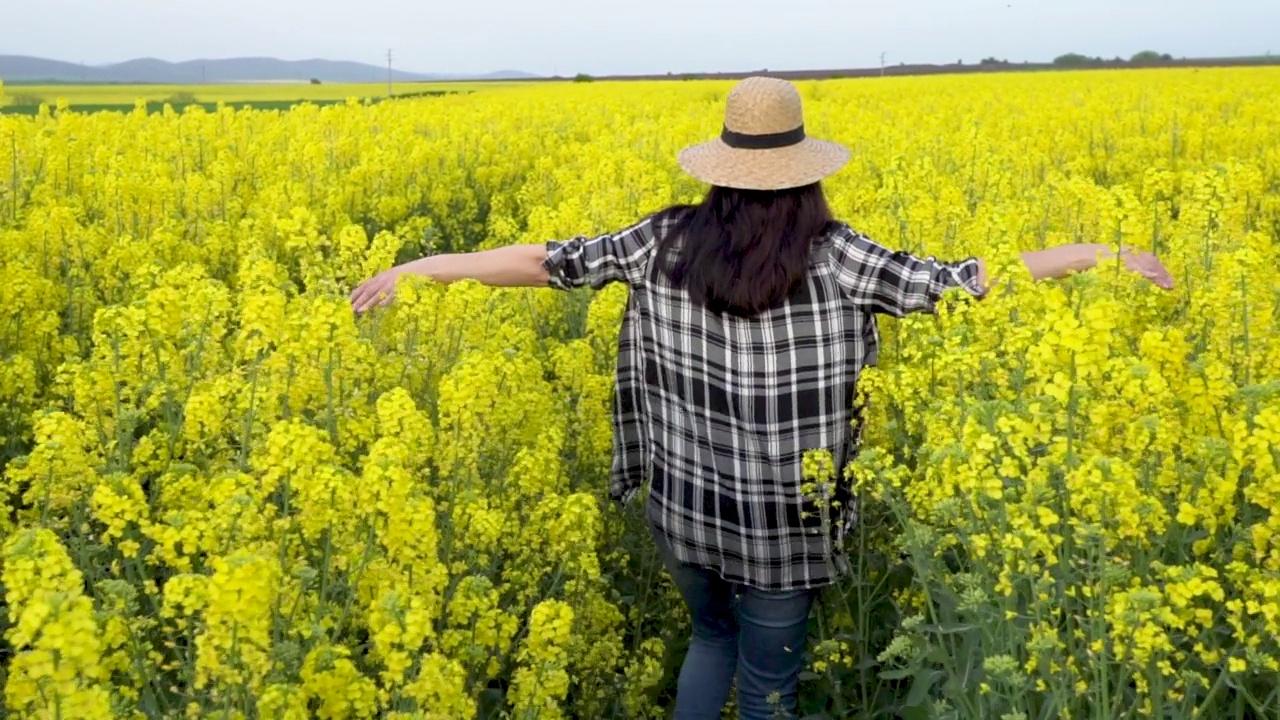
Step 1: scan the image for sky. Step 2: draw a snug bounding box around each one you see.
[7,0,1279,77]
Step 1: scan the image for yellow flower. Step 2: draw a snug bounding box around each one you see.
[300,644,380,719]
[195,551,281,695]
[3,529,114,719]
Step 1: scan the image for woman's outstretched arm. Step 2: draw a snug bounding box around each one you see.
[350,244,550,314]
[352,219,659,314]
[994,243,1174,291]
[831,229,1175,319]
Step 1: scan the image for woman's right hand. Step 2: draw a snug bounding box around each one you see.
[1103,246,1175,290]
[350,259,425,314]
[1014,243,1174,290]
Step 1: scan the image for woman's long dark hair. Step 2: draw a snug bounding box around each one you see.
[653,183,836,318]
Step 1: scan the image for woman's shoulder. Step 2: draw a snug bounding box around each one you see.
[819,221,892,253]
[821,219,863,239]
[646,204,696,229]
[811,220,861,251]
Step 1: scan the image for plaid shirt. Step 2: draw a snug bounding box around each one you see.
[542,214,986,590]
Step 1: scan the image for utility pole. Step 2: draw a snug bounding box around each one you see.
[880,51,887,77]
[386,49,394,97]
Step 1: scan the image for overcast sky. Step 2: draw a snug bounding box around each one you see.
[8,0,1278,76]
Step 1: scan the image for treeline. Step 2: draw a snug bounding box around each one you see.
[1059,50,1174,65]
[972,50,1177,67]
[547,53,1279,84]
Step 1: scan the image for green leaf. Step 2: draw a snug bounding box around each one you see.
[920,622,977,635]
[925,645,952,664]
[906,668,944,707]
[898,704,931,720]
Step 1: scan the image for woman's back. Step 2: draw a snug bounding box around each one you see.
[639,219,875,590]
[544,212,985,590]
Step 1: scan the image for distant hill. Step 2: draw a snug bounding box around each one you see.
[0,55,538,83]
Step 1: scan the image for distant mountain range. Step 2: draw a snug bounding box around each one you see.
[0,56,538,83]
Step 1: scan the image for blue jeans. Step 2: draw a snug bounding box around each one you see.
[650,523,819,719]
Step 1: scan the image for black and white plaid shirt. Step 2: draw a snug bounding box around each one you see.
[542,213,985,590]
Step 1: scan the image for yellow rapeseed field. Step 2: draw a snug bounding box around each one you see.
[0,68,1277,719]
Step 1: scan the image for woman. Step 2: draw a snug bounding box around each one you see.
[351,77,1173,719]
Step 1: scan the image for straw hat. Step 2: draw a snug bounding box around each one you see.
[678,76,850,191]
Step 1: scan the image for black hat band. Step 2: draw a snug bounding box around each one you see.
[720,124,806,149]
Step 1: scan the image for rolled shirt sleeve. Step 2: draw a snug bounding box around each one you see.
[542,216,659,291]
[827,225,987,316]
